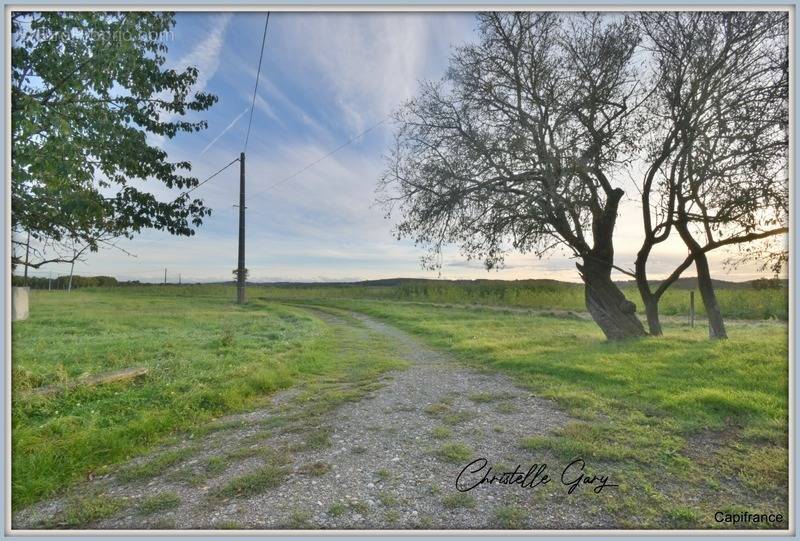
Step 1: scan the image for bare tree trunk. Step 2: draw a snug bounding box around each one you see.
[675,218,728,340]
[693,251,727,339]
[635,246,663,336]
[577,257,646,340]
[642,295,663,336]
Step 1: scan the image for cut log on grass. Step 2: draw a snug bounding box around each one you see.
[29,367,149,397]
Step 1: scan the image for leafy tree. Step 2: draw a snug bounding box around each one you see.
[634,12,788,338]
[381,12,646,340]
[11,11,217,270]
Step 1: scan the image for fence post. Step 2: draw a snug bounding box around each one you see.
[689,290,695,327]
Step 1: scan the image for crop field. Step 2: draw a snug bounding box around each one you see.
[11,283,789,528]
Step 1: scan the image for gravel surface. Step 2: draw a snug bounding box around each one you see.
[14,309,619,530]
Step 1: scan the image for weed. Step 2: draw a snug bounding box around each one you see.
[349,500,370,514]
[666,505,700,528]
[118,447,197,482]
[493,505,528,529]
[205,456,228,476]
[441,492,475,509]
[468,392,502,403]
[283,510,313,528]
[436,442,473,463]
[442,411,471,425]
[328,502,348,517]
[138,492,181,515]
[298,461,331,476]
[495,402,516,414]
[377,491,398,506]
[293,429,332,451]
[44,494,125,528]
[212,464,289,499]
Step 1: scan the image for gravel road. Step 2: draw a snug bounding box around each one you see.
[14,308,618,530]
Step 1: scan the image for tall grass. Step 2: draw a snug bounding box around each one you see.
[253,280,787,320]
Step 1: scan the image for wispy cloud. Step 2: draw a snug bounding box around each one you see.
[173,13,232,96]
[200,106,248,155]
[276,13,472,133]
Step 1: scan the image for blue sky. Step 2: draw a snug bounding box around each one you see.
[26,12,781,284]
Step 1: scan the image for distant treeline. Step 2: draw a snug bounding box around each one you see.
[9,275,180,289]
[12,275,787,292]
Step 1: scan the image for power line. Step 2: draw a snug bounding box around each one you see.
[176,157,240,200]
[244,12,270,154]
[250,115,390,197]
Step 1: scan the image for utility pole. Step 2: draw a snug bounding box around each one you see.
[164,268,167,285]
[179,273,181,286]
[237,152,246,304]
[48,271,52,291]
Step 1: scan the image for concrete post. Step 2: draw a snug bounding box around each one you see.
[12,287,30,321]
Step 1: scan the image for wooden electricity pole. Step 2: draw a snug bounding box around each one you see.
[236,152,246,304]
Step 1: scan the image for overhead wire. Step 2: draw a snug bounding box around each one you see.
[249,115,390,197]
[243,12,271,154]
[175,157,240,201]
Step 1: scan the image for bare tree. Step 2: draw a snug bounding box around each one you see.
[381,13,647,340]
[634,12,788,338]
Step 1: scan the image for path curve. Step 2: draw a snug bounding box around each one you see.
[15,307,615,530]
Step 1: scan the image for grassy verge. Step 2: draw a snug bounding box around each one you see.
[300,298,788,528]
[11,289,403,509]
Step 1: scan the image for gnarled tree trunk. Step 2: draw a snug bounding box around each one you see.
[577,257,646,340]
[577,187,647,340]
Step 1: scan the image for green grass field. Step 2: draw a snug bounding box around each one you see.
[11,283,789,528]
[254,279,788,320]
[11,287,404,508]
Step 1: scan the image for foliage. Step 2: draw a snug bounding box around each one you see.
[382,12,640,270]
[12,274,119,289]
[381,12,653,338]
[11,12,217,269]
